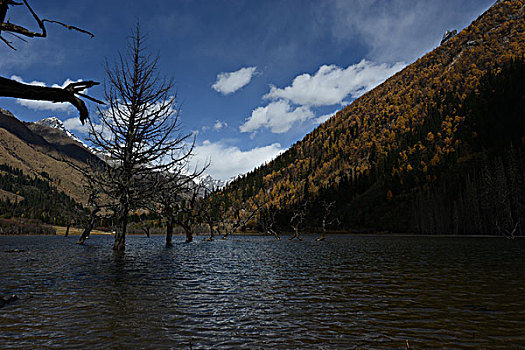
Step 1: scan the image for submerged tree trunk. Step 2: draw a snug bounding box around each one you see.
[166,216,174,247]
[289,227,302,241]
[113,204,128,251]
[316,220,327,241]
[185,229,193,243]
[205,225,215,241]
[77,208,99,245]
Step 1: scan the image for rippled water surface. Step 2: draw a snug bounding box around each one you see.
[1,234,525,349]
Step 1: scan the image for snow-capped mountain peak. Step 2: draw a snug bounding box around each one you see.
[35,117,86,146]
[194,173,228,191]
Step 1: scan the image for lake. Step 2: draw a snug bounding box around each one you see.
[1,234,524,349]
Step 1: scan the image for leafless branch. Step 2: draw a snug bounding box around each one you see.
[0,77,101,123]
[0,1,100,122]
[87,24,199,250]
[0,0,94,50]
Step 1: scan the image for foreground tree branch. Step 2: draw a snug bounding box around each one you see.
[0,0,100,122]
[0,77,101,123]
[0,0,94,49]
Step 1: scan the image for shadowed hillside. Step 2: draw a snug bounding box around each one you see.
[26,120,97,164]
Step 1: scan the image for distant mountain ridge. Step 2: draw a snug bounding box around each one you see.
[26,117,97,164]
[0,109,91,204]
[34,117,86,146]
[195,173,228,191]
[0,109,228,204]
[0,108,51,149]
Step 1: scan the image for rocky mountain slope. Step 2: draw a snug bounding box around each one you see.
[34,117,85,145]
[0,109,89,205]
[26,117,96,164]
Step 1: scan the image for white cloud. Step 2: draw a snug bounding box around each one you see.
[192,140,283,180]
[63,116,113,144]
[263,60,405,107]
[10,75,86,112]
[212,66,257,95]
[213,120,228,131]
[328,0,493,63]
[63,116,90,134]
[240,99,314,134]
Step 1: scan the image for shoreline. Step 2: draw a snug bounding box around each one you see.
[1,231,512,239]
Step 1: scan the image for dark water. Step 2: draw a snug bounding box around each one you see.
[1,235,524,349]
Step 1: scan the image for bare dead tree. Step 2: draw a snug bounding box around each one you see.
[157,166,206,246]
[200,188,223,242]
[76,195,102,245]
[172,182,203,244]
[289,202,308,241]
[137,213,153,238]
[202,208,218,241]
[316,201,339,241]
[221,199,263,240]
[87,25,194,251]
[0,0,101,123]
[211,197,230,238]
[158,186,177,246]
[77,206,100,244]
[75,162,110,245]
[260,207,280,240]
[496,220,519,240]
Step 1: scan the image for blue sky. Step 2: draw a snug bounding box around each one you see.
[0,0,494,180]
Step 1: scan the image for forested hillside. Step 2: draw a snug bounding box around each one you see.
[0,164,86,226]
[218,0,525,235]
[0,109,93,229]
[0,109,88,204]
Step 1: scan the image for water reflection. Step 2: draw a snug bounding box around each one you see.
[1,235,525,348]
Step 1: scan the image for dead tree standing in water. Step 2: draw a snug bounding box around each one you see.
[201,190,223,242]
[76,169,106,245]
[289,202,308,241]
[221,199,262,240]
[77,206,100,244]
[173,183,203,243]
[88,25,194,250]
[260,207,280,240]
[158,169,204,246]
[316,201,339,241]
